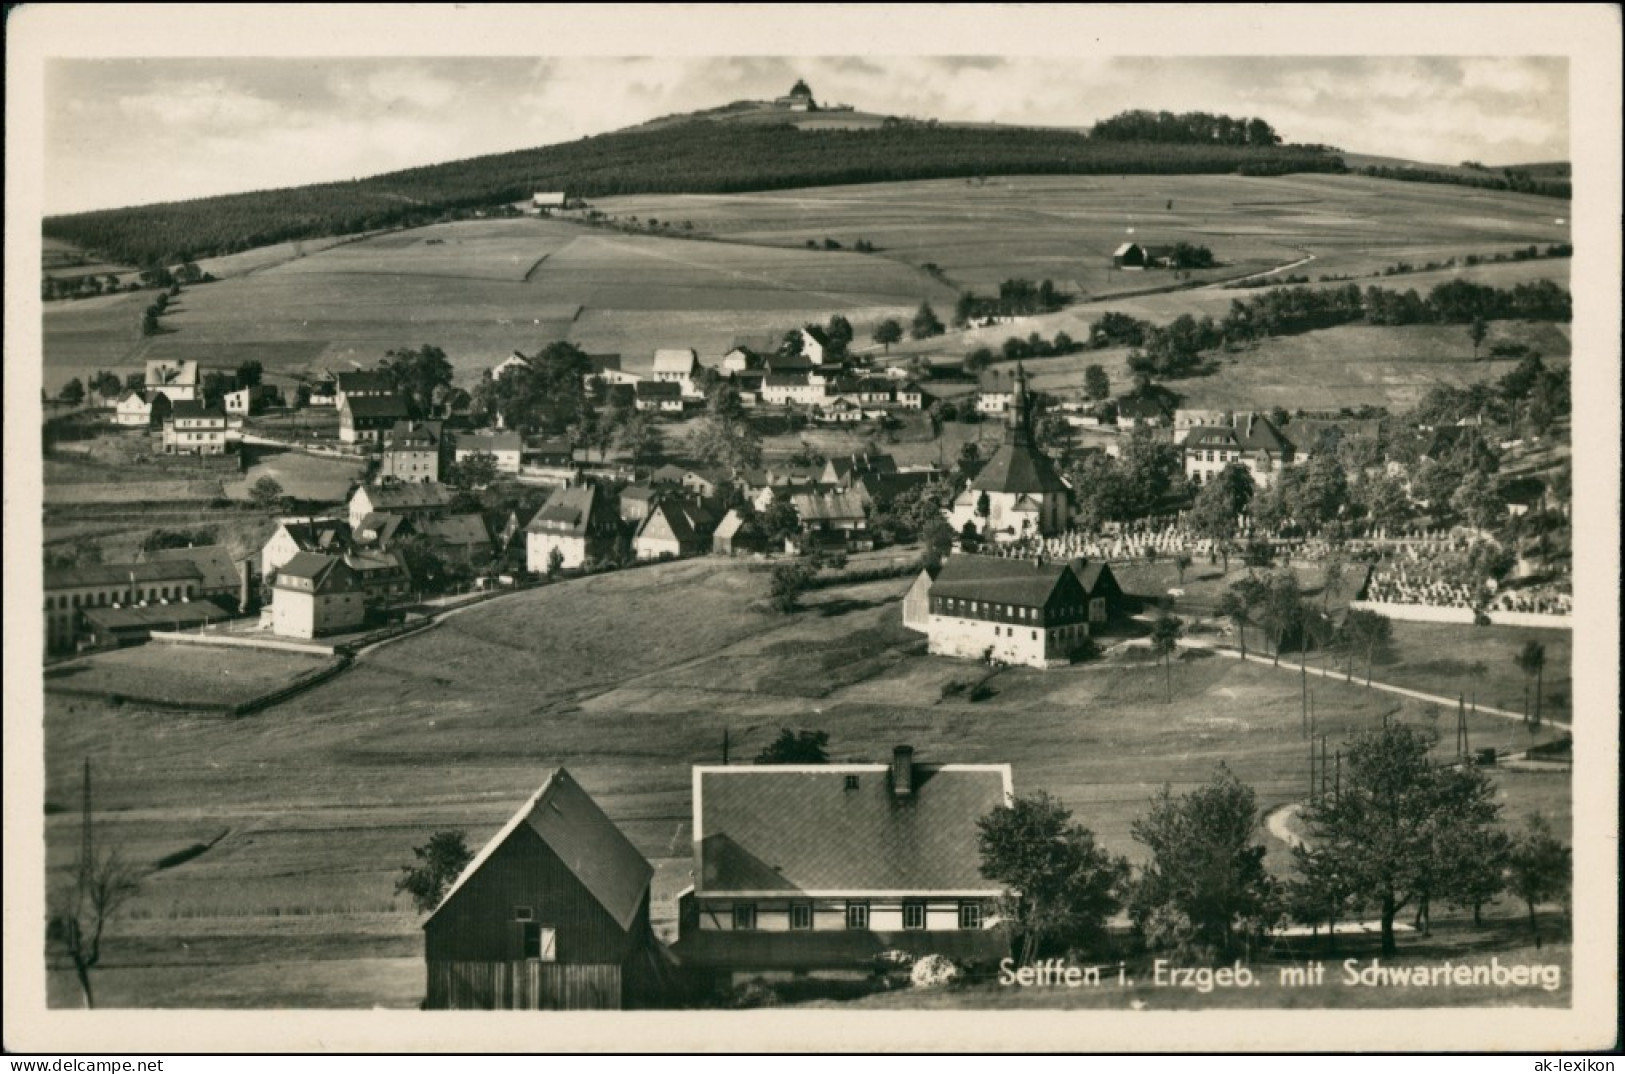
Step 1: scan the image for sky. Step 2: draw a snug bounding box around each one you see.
[39,47,1570,215]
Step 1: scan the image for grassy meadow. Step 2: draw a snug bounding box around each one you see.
[42,555,1571,1008]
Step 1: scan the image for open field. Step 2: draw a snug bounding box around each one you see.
[45,643,332,708]
[42,174,1568,396]
[599,173,1567,298]
[42,556,1570,1008]
[225,446,364,503]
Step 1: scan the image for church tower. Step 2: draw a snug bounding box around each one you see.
[952,362,1071,541]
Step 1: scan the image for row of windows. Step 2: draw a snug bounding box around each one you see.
[730,901,983,932]
[48,585,196,610]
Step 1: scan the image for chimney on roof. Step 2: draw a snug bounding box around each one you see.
[890,745,915,798]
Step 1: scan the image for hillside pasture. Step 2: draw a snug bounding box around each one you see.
[225,447,364,504]
[46,644,332,708]
[42,555,1569,1007]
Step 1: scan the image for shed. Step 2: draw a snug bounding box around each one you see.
[423,769,663,1009]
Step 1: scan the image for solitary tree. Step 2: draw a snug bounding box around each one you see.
[910,301,945,340]
[1174,553,1193,586]
[872,319,903,354]
[48,760,142,1009]
[58,378,86,406]
[1149,612,1184,703]
[755,728,830,764]
[976,791,1128,966]
[1293,722,1501,957]
[248,476,286,511]
[768,562,816,613]
[1469,315,1488,360]
[395,830,474,913]
[1129,767,1278,961]
[546,545,565,580]
[1504,813,1570,947]
[1083,364,1111,402]
[1514,640,1547,728]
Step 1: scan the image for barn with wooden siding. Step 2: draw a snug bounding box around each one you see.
[422,768,664,1010]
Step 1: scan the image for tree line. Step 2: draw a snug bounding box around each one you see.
[44,120,1346,267]
[1360,164,1570,200]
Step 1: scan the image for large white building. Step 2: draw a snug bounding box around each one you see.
[270,551,366,639]
[1182,412,1296,489]
[919,554,1113,669]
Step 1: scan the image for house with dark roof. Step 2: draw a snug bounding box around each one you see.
[948,366,1071,541]
[334,369,397,410]
[417,513,496,566]
[821,453,898,489]
[348,482,455,527]
[788,490,872,552]
[919,554,1116,669]
[525,484,622,572]
[43,562,207,653]
[352,512,414,552]
[270,551,367,638]
[674,747,1012,984]
[114,389,156,427]
[454,430,524,474]
[138,545,250,610]
[340,393,413,444]
[635,380,684,413]
[161,402,232,455]
[423,768,662,1010]
[633,499,713,561]
[1183,412,1296,489]
[711,510,765,557]
[261,517,351,578]
[380,420,445,484]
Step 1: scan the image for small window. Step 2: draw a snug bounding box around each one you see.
[959,903,984,930]
[844,775,860,791]
[903,902,927,930]
[732,903,757,931]
[790,903,813,931]
[514,906,534,921]
[846,903,869,930]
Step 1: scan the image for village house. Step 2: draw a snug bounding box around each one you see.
[816,399,864,424]
[821,453,898,489]
[674,747,1012,986]
[586,354,640,388]
[306,374,338,407]
[798,325,831,366]
[334,369,397,411]
[635,380,685,414]
[161,402,232,455]
[270,551,367,639]
[632,499,713,561]
[348,482,456,528]
[422,768,661,1010]
[114,389,155,427]
[144,358,199,404]
[617,483,662,524]
[525,483,622,572]
[345,549,411,605]
[1172,409,1234,444]
[948,366,1070,542]
[917,554,1117,669]
[224,384,278,417]
[762,352,819,378]
[532,191,567,210]
[417,514,496,567]
[261,517,351,578]
[1115,395,1170,428]
[651,465,728,499]
[975,370,1017,416]
[762,373,828,408]
[1111,242,1176,270]
[829,376,894,407]
[711,510,766,557]
[454,430,524,474]
[340,394,413,444]
[525,436,576,470]
[789,490,872,552]
[651,348,702,398]
[380,420,445,484]
[1183,412,1296,489]
[720,346,755,374]
[892,381,925,410]
[43,562,205,654]
[491,351,532,380]
[352,512,413,553]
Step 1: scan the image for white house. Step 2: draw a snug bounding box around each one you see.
[454,430,523,474]
[114,390,154,427]
[270,552,366,639]
[532,191,567,210]
[652,348,703,398]
[144,359,198,403]
[762,373,828,407]
[161,403,232,455]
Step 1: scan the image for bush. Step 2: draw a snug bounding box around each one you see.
[968,682,995,703]
[939,680,968,701]
[909,955,962,988]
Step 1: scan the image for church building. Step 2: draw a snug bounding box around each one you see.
[947,364,1070,542]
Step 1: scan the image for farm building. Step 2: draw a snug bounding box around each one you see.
[901,564,940,631]
[80,601,235,650]
[270,552,367,639]
[454,430,523,474]
[113,390,155,427]
[1111,242,1176,269]
[711,510,765,557]
[1183,412,1296,490]
[525,483,622,572]
[1115,395,1170,428]
[617,483,661,524]
[339,394,412,444]
[379,420,445,484]
[635,381,684,413]
[261,517,351,578]
[532,191,567,210]
[161,402,233,456]
[417,514,496,567]
[423,768,663,1010]
[224,385,278,417]
[144,359,198,403]
[348,482,455,528]
[674,747,1011,986]
[762,373,827,407]
[651,348,702,397]
[788,490,872,552]
[344,550,411,605]
[585,354,639,387]
[920,554,1116,669]
[43,562,205,654]
[633,498,718,561]
[821,453,898,489]
[947,366,1070,542]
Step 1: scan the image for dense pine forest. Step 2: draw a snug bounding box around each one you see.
[44,115,1345,268]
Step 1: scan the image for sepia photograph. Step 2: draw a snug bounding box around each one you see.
[5,3,1619,1055]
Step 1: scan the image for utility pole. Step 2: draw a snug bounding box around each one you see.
[721,728,730,766]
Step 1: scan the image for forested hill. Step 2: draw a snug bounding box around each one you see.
[45,118,1345,268]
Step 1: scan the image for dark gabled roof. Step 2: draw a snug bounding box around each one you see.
[857,470,935,505]
[764,354,815,374]
[827,453,898,480]
[528,436,574,457]
[427,768,653,932]
[417,513,493,549]
[970,439,1068,494]
[1184,412,1292,455]
[1069,559,1118,596]
[336,370,395,393]
[354,512,411,547]
[526,484,613,537]
[358,482,455,511]
[343,394,412,420]
[46,561,203,590]
[929,553,1086,608]
[619,483,660,502]
[386,420,441,448]
[587,353,623,373]
[637,500,700,545]
[694,762,1011,896]
[279,517,351,553]
[169,401,227,421]
[83,601,230,631]
[457,430,523,454]
[637,380,682,399]
[139,545,243,592]
[763,373,812,388]
[789,490,868,523]
[1116,395,1168,419]
[274,551,361,592]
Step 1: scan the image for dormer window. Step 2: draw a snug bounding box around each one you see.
[844,775,860,791]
